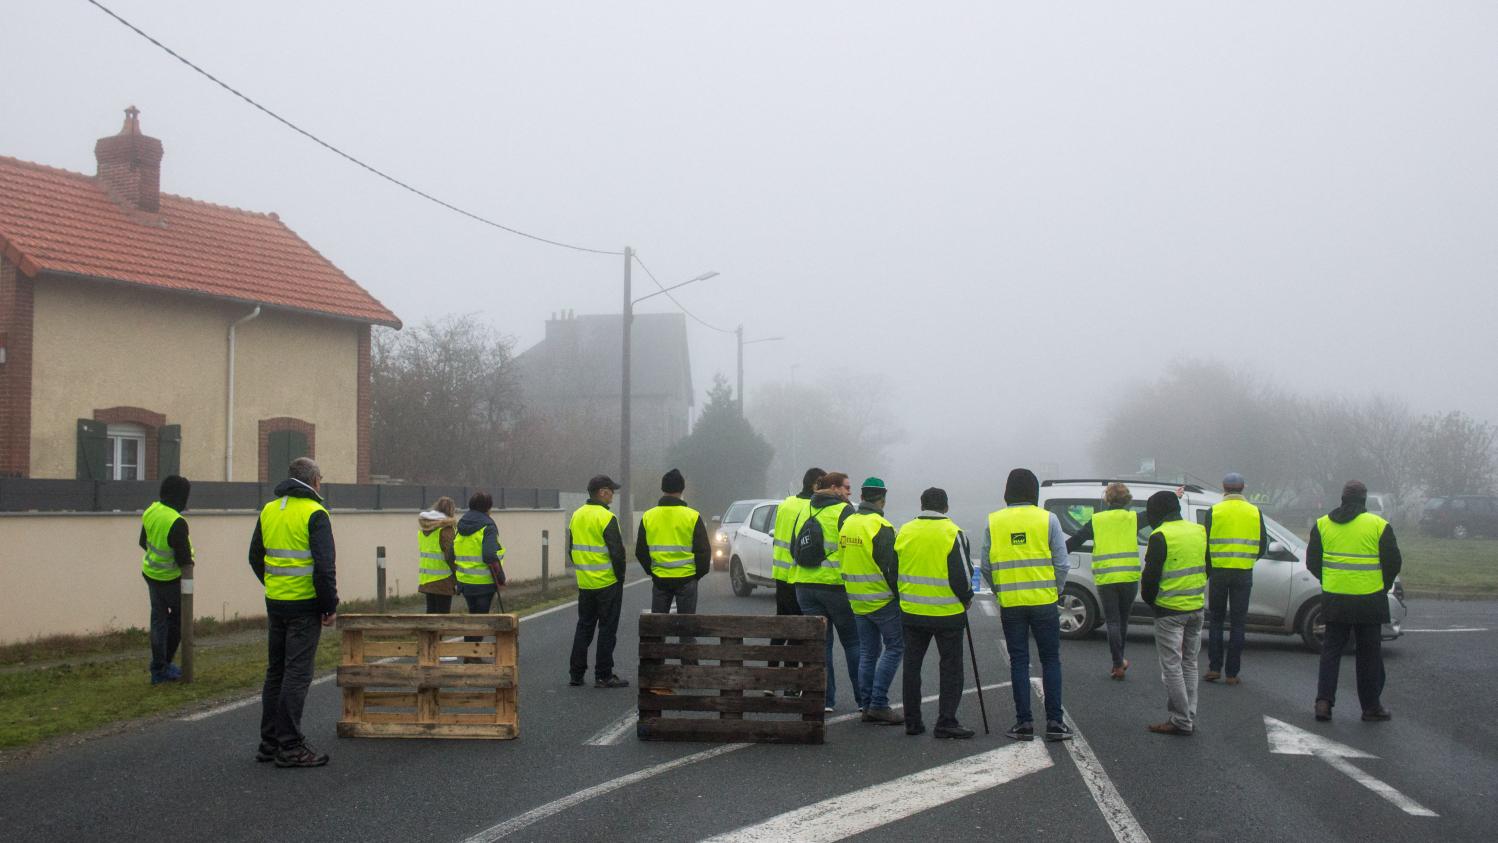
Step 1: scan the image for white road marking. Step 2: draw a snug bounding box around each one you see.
[583,708,639,746]
[1402,627,1489,633]
[1031,678,1151,843]
[701,740,1053,842]
[1263,716,1436,817]
[463,682,1012,841]
[980,600,997,617]
[179,579,651,722]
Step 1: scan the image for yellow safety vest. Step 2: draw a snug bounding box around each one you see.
[453,524,503,586]
[258,495,328,602]
[141,501,189,582]
[417,528,452,586]
[987,505,1058,608]
[1316,513,1387,596]
[896,517,965,617]
[788,501,849,587]
[771,495,811,583]
[642,503,701,579]
[1090,508,1141,586]
[839,510,895,614]
[570,503,620,589]
[1152,519,1208,611]
[1209,498,1261,570]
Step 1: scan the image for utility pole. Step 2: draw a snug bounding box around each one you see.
[736,324,745,415]
[620,246,634,543]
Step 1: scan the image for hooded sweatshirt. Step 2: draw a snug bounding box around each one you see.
[1306,494,1402,625]
[983,469,1069,593]
[456,509,506,593]
[138,481,193,573]
[417,510,458,595]
[248,478,338,616]
[1139,490,1208,615]
[634,495,712,587]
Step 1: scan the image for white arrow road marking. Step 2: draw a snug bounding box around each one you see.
[1031,678,1150,843]
[462,681,1011,842]
[1263,716,1437,817]
[701,740,1053,843]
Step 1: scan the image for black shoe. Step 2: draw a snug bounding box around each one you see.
[1005,722,1035,741]
[906,721,926,736]
[254,742,277,763]
[1315,699,1333,722]
[1361,707,1392,722]
[274,743,329,768]
[595,675,630,689]
[934,724,975,740]
[1045,721,1074,742]
[568,676,585,687]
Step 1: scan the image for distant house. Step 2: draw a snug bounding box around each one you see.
[512,311,693,492]
[0,108,400,484]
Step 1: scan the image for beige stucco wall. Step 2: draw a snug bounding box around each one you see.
[28,275,362,482]
[0,508,568,644]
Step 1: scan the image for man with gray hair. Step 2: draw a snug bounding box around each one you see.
[1203,472,1267,685]
[249,457,338,767]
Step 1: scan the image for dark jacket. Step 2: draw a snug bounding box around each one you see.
[1140,512,1211,616]
[795,492,856,592]
[1064,506,1146,554]
[1307,499,1402,625]
[570,498,628,586]
[900,513,975,630]
[855,502,900,596]
[139,492,194,572]
[1201,496,1269,559]
[248,478,338,616]
[456,509,507,593]
[635,496,712,588]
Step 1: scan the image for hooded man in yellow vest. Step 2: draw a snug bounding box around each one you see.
[1141,490,1208,737]
[1203,472,1267,685]
[139,474,193,684]
[1309,480,1401,723]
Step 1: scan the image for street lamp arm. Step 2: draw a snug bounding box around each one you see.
[632,271,719,305]
[742,335,786,346]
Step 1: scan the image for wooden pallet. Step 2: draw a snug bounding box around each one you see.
[336,614,518,739]
[637,613,827,744]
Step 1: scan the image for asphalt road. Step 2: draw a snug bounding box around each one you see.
[2,575,1493,842]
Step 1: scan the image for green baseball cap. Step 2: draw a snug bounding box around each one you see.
[861,477,886,491]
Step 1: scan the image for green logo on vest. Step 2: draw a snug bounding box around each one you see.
[1010,532,1027,545]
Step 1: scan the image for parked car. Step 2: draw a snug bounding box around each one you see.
[1036,479,1406,652]
[1419,495,1498,539]
[719,498,780,593]
[711,499,761,571]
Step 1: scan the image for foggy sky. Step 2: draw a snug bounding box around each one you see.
[5,1,1496,524]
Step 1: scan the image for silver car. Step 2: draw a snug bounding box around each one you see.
[1036,479,1407,652]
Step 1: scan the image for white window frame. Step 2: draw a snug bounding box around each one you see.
[105,423,147,481]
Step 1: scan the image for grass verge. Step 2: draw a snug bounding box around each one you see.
[0,581,578,752]
[1396,535,1498,599]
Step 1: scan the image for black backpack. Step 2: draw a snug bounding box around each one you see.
[794,507,830,567]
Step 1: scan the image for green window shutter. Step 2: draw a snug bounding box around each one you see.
[268,429,309,476]
[158,424,182,477]
[77,419,107,480]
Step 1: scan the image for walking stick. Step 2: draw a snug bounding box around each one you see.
[965,619,990,735]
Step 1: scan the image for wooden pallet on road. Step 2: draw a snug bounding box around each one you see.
[637,613,826,744]
[336,614,518,739]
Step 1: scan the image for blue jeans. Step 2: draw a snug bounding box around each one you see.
[796,586,864,710]
[1207,569,1252,676]
[855,601,904,710]
[1000,603,1063,724]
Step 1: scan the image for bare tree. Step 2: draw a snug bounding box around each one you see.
[1415,410,1497,495]
[748,371,905,494]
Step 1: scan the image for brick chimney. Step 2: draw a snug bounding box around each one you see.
[95,106,163,213]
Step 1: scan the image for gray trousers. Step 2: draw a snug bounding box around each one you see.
[1153,611,1203,731]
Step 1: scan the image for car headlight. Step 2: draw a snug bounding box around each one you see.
[715,530,727,544]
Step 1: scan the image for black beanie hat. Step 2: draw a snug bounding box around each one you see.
[159,475,191,511]
[662,468,685,494]
[801,467,826,496]
[1003,468,1040,505]
[1145,490,1180,528]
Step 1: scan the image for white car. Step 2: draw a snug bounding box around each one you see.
[1036,479,1407,652]
[722,498,781,596]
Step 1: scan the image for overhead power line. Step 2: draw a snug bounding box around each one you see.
[633,254,734,334]
[84,0,623,257]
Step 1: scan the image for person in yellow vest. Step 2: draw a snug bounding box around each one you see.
[568,475,630,688]
[139,474,193,684]
[416,496,459,614]
[767,467,825,678]
[248,457,337,768]
[839,477,903,725]
[635,469,711,677]
[986,468,1073,742]
[1140,490,1209,737]
[791,471,863,712]
[1065,482,1147,680]
[1203,472,1267,685]
[1309,481,1401,723]
[897,487,975,738]
[454,492,507,624]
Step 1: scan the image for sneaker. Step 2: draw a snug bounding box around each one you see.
[274,743,329,768]
[823,705,835,713]
[150,671,177,685]
[254,742,277,763]
[568,676,584,686]
[162,664,183,680]
[1045,721,1074,742]
[862,707,903,725]
[1005,722,1035,741]
[1315,699,1333,722]
[595,675,631,689]
[906,721,926,736]
[934,724,976,739]
[1361,707,1392,722]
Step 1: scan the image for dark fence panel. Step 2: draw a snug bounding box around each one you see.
[95,481,158,512]
[379,485,429,511]
[188,482,265,510]
[0,479,95,511]
[0,478,560,513]
[324,484,378,511]
[421,485,468,510]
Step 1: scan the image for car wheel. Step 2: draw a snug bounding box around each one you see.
[729,557,754,597]
[1058,586,1098,639]
[1299,600,1325,652]
[1452,523,1470,540]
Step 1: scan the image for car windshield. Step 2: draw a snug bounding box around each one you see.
[722,501,755,524]
[1264,514,1306,554]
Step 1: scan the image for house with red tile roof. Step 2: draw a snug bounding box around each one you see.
[0,108,400,484]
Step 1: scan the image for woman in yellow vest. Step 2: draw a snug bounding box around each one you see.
[416,496,459,614]
[455,492,506,651]
[139,474,193,684]
[1140,490,1208,737]
[1065,483,1145,680]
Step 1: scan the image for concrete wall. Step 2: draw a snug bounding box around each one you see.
[0,508,567,644]
[28,275,362,482]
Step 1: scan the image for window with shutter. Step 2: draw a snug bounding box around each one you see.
[76,419,108,480]
[158,424,182,477]
[268,429,309,475]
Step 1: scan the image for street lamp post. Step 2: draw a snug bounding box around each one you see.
[735,324,784,415]
[620,259,719,538]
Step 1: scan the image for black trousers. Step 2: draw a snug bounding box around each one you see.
[1207,569,1253,676]
[570,583,623,681]
[1317,622,1385,712]
[424,593,453,614]
[902,622,965,729]
[1097,582,1137,669]
[769,579,803,669]
[461,590,495,643]
[143,575,182,675]
[260,612,322,749]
